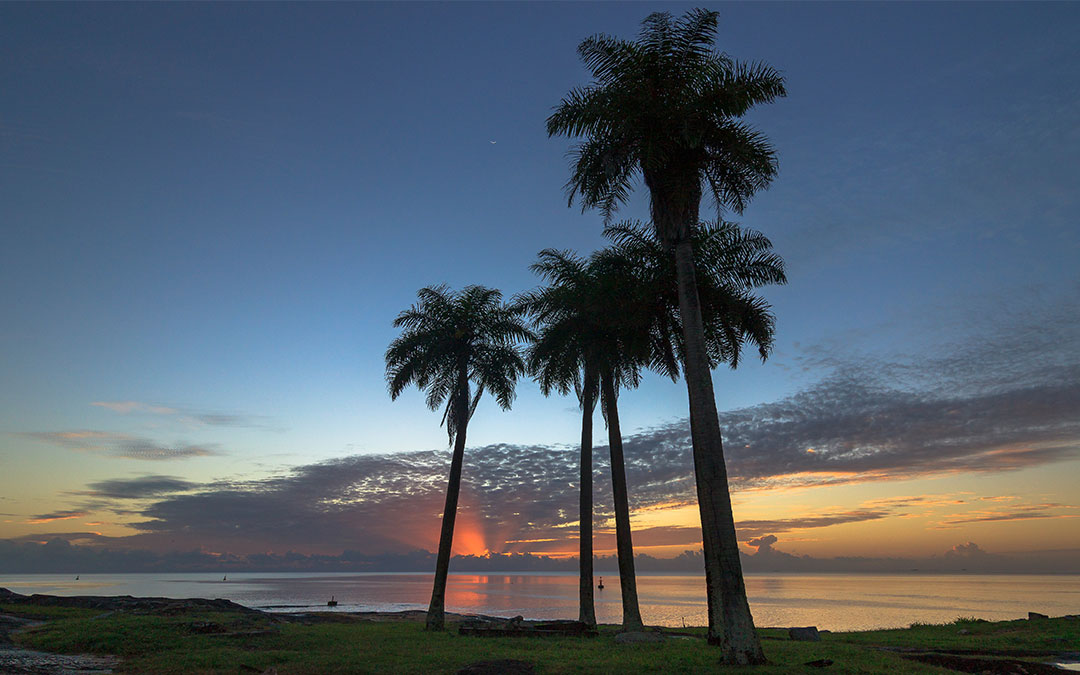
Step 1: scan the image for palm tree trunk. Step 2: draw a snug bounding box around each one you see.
[600,371,644,631]
[673,235,765,664]
[578,369,597,627]
[425,378,470,631]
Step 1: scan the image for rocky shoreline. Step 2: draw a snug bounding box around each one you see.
[0,603,117,675]
[0,587,515,674]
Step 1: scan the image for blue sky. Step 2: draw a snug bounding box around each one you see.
[2,2,1078,567]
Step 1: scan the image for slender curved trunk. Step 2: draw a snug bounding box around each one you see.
[578,369,598,627]
[600,371,644,631]
[645,166,764,662]
[673,235,765,663]
[425,373,470,631]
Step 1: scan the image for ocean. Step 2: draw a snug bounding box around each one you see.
[2,572,1077,632]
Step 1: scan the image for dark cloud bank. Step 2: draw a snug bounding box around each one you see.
[2,536,1074,575]
[5,356,1077,572]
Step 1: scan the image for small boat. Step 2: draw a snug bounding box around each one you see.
[222,576,227,581]
[597,577,604,590]
[327,595,338,607]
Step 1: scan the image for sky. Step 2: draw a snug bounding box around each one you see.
[2,2,1078,573]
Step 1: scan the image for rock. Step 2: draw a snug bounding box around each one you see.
[0,647,119,674]
[789,626,821,642]
[957,628,971,635]
[804,658,834,668]
[614,631,665,645]
[1028,612,1049,620]
[0,587,261,616]
[532,620,593,635]
[189,621,226,634]
[505,615,525,629]
[457,660,535,674]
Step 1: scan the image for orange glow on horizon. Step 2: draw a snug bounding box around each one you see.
[451,506,490,557]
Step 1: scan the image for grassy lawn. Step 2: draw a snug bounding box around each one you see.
[4,604,1077,674]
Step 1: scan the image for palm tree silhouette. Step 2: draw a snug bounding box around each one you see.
[385,284,531,631]
[522,250,668,631]
[547,9,785,662]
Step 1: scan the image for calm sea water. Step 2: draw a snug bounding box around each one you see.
[1,572,1077,631]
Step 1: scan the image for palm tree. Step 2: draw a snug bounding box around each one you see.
[548,9,785,662]
[520,251,600,628]
[385,284,531,631]
[522,250,668,631]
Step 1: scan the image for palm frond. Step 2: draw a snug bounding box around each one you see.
[385,284,529,445]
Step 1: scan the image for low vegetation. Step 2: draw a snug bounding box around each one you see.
[3,603,1077,674]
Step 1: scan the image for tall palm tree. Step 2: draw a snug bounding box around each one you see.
[385,284,531,631]
[520,251,600,628]
[522,250,668,631]
[548,9,786,662]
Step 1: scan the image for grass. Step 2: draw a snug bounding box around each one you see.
[840,615,1080,654]
[0,602,98,621]
[5,607,1077,674]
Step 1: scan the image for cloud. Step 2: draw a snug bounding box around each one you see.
[74,476,199,500]
[27,510,87,524]
[111,442,219,461]
[943,542,990,559]
[935,503,1078,528]
[746,534,778,552]
[91,401,178,415]
[21,431,220,461]
[90,401,274,429]
[735,511,890,539]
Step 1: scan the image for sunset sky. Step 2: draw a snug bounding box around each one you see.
[2,3,1078,572]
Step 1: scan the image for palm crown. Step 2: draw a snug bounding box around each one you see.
[385,285,532,443]
[521,249,669,407]
[605,219,786,369]
[547,8,786,236]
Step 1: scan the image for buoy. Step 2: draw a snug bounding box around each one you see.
[222,575,227,581]
[327,595,338,607]
[597,577,604,590]
[75,575,79,581]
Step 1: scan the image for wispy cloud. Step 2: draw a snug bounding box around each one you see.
[112,442,219,461]
[21,431,220,461]
[735,511,890,539]
[27,509,87,524]
[73,476,199,500]
[91,401,178,415]
[91,400,275,430]
[935,503,1078,528]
